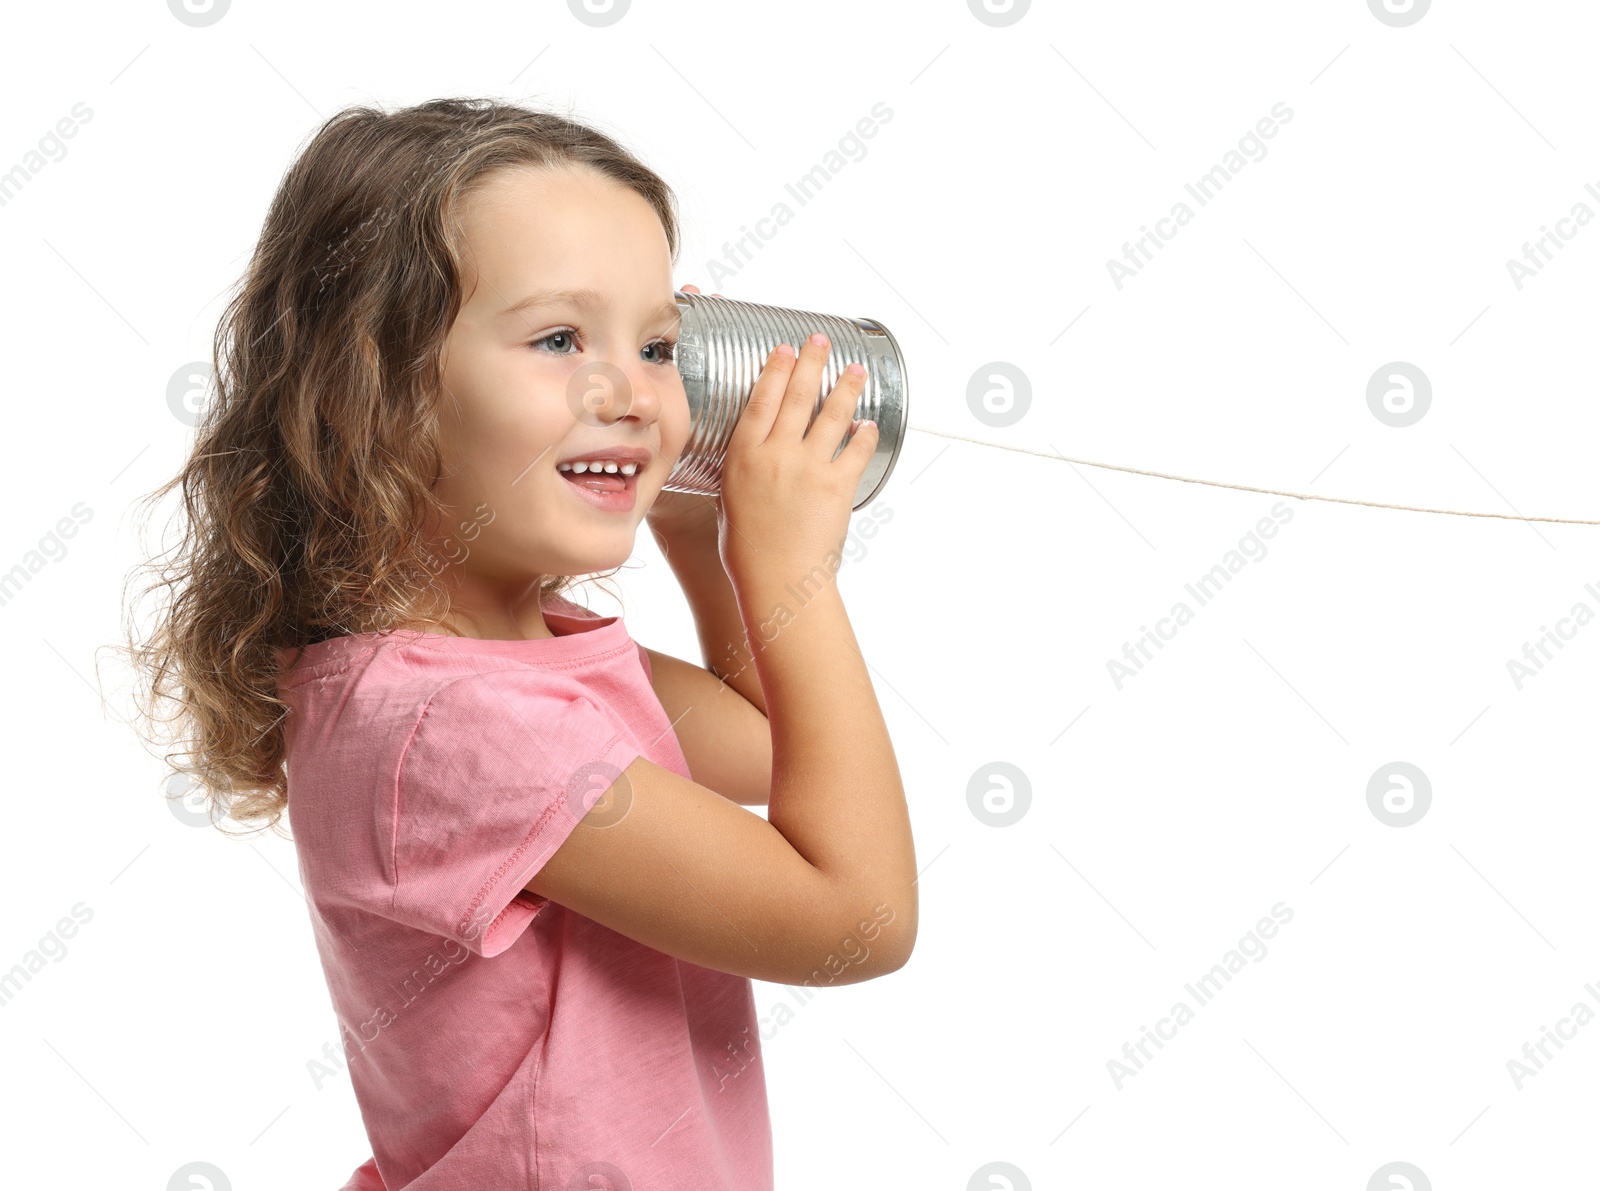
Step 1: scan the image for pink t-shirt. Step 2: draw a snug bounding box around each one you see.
[276,593,773,1190]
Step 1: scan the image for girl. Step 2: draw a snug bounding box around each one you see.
[120,97,917,1189]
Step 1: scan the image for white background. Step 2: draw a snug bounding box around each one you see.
[2,0,1597,1187]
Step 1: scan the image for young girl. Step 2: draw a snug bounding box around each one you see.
[121,97,917,1188]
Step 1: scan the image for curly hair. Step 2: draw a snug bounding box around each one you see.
[110,96,681,839]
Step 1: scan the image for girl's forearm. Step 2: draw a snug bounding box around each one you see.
[734,564,917,963]
[654,526,769,717]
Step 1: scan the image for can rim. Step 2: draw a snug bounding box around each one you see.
[853,315,908,511]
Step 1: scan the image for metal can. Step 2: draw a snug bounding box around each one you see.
[663,290,908,511]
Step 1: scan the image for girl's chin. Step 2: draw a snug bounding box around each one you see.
[548,539,637,575]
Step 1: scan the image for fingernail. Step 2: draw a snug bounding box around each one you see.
[808,333,828,347]
[846,362,865,377]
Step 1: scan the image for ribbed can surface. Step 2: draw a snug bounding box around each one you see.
[665,291,908,511]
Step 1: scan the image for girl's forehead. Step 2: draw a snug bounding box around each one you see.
[462,175,658,253]
[451,168,671,309]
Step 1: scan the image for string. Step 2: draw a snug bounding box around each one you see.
[905,424,1600,527]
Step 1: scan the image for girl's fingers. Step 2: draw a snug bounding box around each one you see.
[848,417,880,465]
[808,362,868,459]
[771,332,833,444]
[847,417,878,447]
[729,343,796,449]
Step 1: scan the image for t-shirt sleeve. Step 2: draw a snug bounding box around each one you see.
[389,668,643,958]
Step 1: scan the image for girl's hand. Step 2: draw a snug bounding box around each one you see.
[718,326,875,591]
[645,282,725,542]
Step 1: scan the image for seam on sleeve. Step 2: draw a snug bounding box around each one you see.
[391,668,641,950]
[459,722,635,944]
[391,668,539,905]
[388,686,444,918]
[484,730,647,942]
[457,754,582,940]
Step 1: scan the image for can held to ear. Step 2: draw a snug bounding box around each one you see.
[663,290,908,511]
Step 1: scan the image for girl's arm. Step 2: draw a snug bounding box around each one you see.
[525,570,917,985]
[640,641,772,806]
[649,510,768,718]
[642,504,775,806]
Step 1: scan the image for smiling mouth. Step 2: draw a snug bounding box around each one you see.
[556,461,643,494]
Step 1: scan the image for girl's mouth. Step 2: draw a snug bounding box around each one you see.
[558,463,640,512]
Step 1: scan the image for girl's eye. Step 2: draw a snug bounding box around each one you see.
[531,329,579,355]
[530,329,679,367]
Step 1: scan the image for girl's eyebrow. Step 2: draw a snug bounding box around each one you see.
[501,286,681,327]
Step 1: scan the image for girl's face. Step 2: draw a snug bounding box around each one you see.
[428,164,690,636]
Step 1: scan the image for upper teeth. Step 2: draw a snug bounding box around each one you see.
[559,460,639,475]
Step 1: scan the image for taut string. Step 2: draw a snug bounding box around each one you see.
[905,424,1600,527]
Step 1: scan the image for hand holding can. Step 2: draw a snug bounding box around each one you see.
[717,333,877,592]
[664,289,907,513]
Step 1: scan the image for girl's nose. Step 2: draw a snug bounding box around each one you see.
[570,358,663,427]
[606,362,661,426]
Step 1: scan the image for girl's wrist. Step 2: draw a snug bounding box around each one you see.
[648,521,717,563]
[644,491,719,543]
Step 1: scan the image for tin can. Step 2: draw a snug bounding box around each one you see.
[663,290,908,511]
